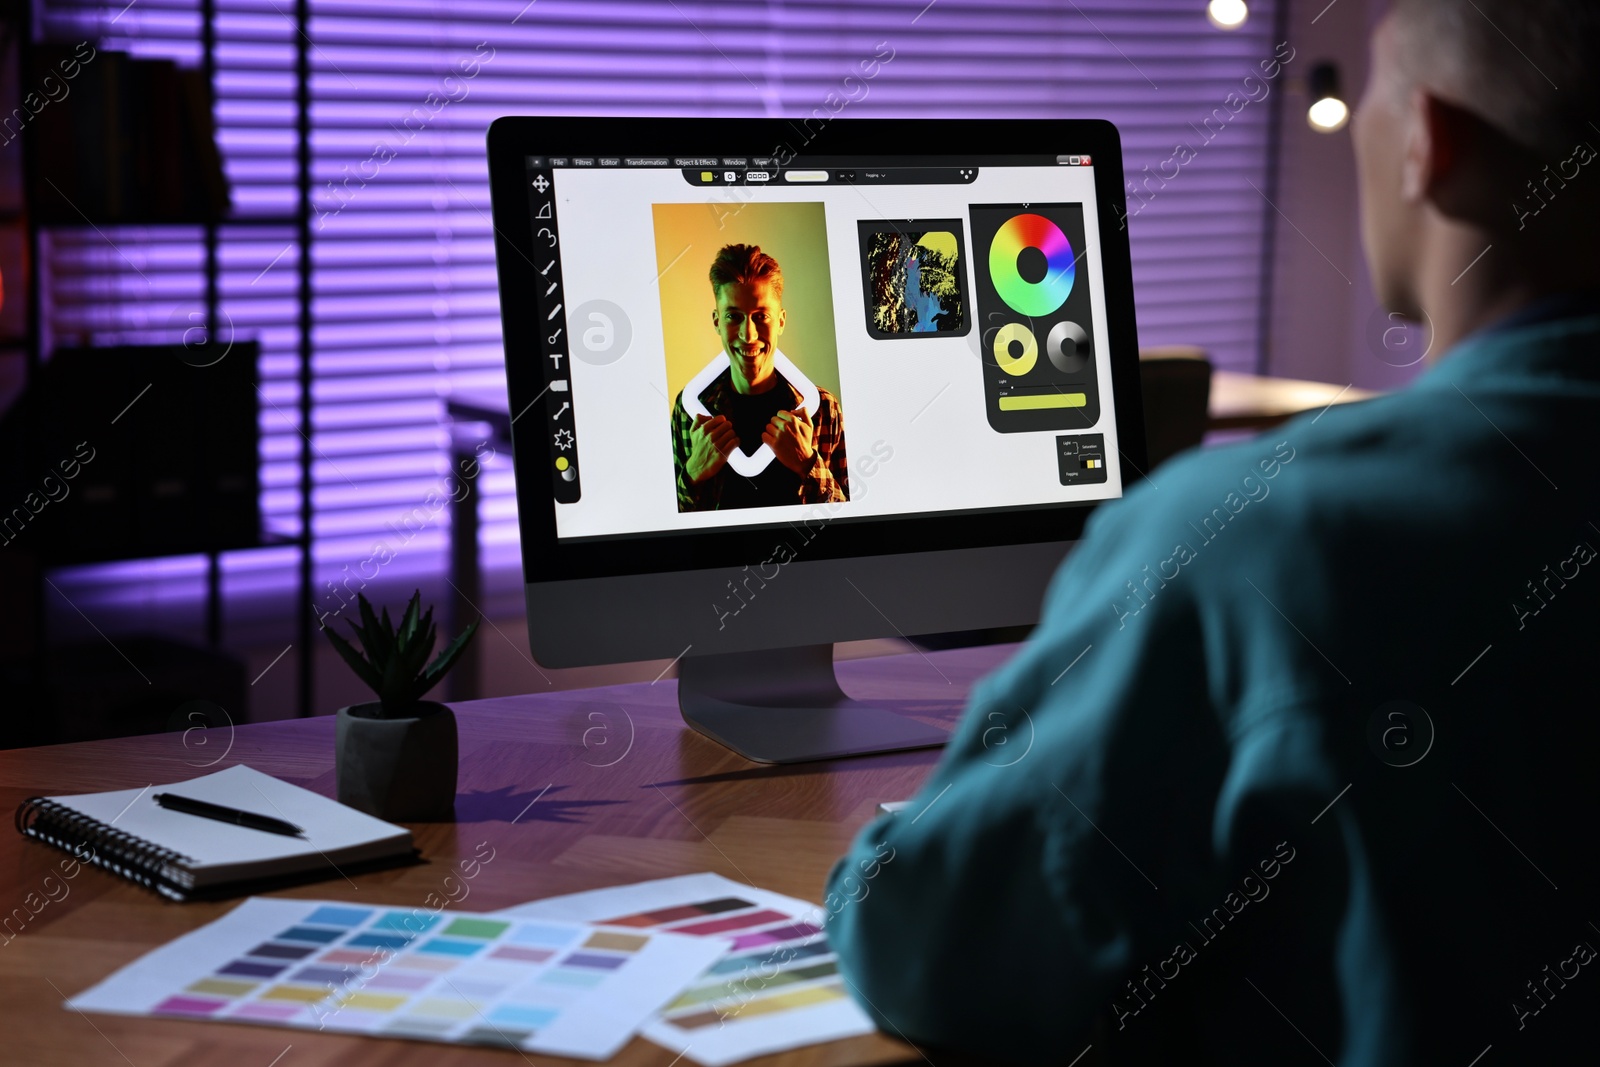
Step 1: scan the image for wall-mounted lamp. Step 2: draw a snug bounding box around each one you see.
[1206,0,1249,30]
[1308,62,1350,132]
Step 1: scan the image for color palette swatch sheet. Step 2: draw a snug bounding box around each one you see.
[501,873,873,1065]
[66,896,725,1059]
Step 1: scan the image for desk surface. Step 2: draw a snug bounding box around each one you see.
[1208,370,1377,431]
[1,644,1012,1067]
[448,387,515,444]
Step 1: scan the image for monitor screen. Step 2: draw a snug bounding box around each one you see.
[519,152,1126,544]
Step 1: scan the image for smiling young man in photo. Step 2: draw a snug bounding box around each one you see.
[671,244,849,512]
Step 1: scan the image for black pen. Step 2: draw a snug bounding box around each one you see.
[153,793,305,838]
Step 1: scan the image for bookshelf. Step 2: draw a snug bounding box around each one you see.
[14,0,319,720]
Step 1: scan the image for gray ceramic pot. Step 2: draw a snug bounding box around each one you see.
[335,701,457,821]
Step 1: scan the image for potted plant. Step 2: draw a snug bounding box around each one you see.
[322,590,479,821]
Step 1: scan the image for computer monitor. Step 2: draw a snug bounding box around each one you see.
[486,117,1146,763]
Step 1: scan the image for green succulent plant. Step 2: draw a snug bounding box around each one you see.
[322,590,480,717]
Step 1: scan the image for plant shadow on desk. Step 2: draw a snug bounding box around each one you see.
[452,784,623,824]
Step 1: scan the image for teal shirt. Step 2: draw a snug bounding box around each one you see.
[825,312,1600,1065]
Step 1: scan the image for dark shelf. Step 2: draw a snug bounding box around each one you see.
[17,2,319,717]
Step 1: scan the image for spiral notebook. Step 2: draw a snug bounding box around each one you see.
[14,765,414,901]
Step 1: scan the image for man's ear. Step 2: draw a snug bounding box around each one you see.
[775,307,787,332]
[1400,88,1436,204]
[1407,89,1473,207]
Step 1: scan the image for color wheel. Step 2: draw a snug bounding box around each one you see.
[988,213,1075,317]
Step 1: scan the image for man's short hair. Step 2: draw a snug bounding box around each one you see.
[710,244,783,300]
[1391,0,1600,159]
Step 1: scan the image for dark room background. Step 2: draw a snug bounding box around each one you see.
[5,0,1397,729]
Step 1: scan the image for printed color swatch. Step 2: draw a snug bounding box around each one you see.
[500,872,872,1066]
[66,897,724,1061]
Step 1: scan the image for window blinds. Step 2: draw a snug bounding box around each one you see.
[40,0,1282,640]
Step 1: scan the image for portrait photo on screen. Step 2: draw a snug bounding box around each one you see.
[652,201,849,514]
[857,219,970,339]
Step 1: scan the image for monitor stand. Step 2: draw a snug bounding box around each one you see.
[677,644,954,764]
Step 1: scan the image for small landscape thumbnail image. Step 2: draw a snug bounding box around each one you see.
[858,221,969,338]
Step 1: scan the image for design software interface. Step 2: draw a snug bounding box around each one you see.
[521,153,1124,541]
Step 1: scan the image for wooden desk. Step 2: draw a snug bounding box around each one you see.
[1,644,1011,1066]
[1208,370,1378,432]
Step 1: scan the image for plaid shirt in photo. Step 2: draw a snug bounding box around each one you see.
[671,368,849,511]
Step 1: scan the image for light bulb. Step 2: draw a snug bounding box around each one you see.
[1207,0,1249,30]
[1308,96,1350,132]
